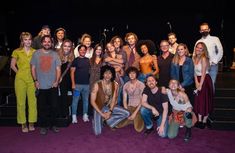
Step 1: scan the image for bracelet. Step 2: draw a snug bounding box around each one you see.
[109,109,113,113]
[34,79,37,82]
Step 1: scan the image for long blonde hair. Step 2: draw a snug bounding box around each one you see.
[193,42,209,61]
[172,43,189,65]
[58,39,75,63]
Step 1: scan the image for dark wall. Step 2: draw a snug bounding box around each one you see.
[0,0,234,65]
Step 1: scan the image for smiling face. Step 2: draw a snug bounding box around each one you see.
[169,80,179,91]
[42,36,52,50]
[83,37,91,48]
[56,30,65,41]
[146,76,157,89]
[195,43,204,56]
[160,41,170,53]
[78,46,87,57]
[103,70,113,81]
[62,41,72,54]
[176,45,186,57]
[106,43,115,53]
[141,44,149,55]
[95,46,102,56]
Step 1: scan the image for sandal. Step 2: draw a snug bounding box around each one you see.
[29,123,35,131]
[22,124,29,133]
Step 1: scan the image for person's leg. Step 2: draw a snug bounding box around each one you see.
[92,109,103,135]
[184,112,193,141]
[81,85,90,122]
[106,106,130,128]
[140,107,153,129]
[26,81,37,123]
[209,64,218,91]
[49,87,59,131]
[37,89,49,135]
[133,109,145,132]
[71,85,80,123]
[26,80,37,131]
[15,78,27,125]
[167,120,180,139]
[156,115,169,138]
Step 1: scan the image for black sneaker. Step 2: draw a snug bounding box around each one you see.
[184,128,191,142]
[40,128,48,135]
[144,127,154,135]
[51,126,60,133]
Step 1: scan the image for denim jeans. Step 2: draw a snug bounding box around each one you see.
[138,73,152,83]
[140,107,168,138]
[168,112,193,139]
[209,64,218,91]
[92,105,130,135]
[71,84,89,115]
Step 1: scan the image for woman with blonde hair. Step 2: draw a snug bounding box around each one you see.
[11,32,37,132]
[74,33,93,58]
[192,42,213,129]
[57,39,74,117]
[171,43,195,106]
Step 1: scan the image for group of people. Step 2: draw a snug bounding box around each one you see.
[10,22,223,142]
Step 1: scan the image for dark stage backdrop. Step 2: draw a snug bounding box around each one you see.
[0,0,234,65]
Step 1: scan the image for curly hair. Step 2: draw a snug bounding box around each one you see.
[136,40,157,57]
[100,65,116,82]
[125,66,140,78]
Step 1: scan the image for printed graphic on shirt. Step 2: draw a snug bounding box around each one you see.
[40,55,52,72]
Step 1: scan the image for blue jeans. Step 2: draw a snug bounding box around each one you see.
[71,84,89,115]
[209,64,218,91]
[92,105,130,135]
[140,107,168,138]
[138,73,152,83]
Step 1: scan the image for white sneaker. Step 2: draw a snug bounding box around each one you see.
[83,114,89,122]
[72,115,78,124]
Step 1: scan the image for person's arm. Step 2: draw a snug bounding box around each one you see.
[122,85,128,109]
[90,83,110,120]
[181,92,193,112]
[109,82,119,111]
[128,103,141,120]
[52,66,61,88]
[193,59,200,90]
[157,102,168,135]
[197,57,207,91]
[70,67,76,89]
[214,37,223,64]
[181,59,194,88]
[31,64,39,89]
[152,55,159,76]
[141,94,159,116]
[10,58,18,73]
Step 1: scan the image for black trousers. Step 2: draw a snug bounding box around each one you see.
[37,87,58,128]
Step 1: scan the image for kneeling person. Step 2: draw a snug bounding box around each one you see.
[116,67,145,132]
[90,65,130,135]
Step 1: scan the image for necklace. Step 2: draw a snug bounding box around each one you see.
[102,81,112,104]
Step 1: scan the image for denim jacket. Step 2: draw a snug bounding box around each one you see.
[170,57,194,87]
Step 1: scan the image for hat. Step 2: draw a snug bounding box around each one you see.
[42,25,50,30]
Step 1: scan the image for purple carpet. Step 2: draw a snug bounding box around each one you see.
[1,118,235,153]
